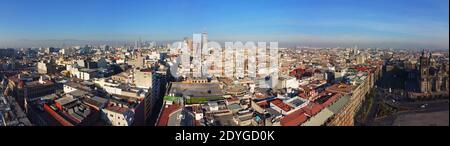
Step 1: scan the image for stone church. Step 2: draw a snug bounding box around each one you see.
[419,50,449,93]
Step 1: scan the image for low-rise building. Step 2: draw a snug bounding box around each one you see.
[102,106,134,126]
[134,68,152,89]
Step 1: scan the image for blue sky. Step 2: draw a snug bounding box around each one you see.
[0,0,448,49]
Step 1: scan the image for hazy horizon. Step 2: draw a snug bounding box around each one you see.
[1,39,449,50]
[1,0,448,49]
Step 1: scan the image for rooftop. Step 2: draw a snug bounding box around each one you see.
[24,80,55,88]
[326,83,353,94]
[105,106,132,115]
[67,90,90,98]
[280,102,324,126]
[285,97,307,108]
[82,96,108,109]
[79,68,97,73]
[157,103,181,126]
[227,103,242,110]
[168,109,195,126]
[55,96,77,106]
[270,99,293,112]
[65,81,93,92]
[280,109,308,126]
[169,82,224,98]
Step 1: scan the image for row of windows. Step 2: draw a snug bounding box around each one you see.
[109,113,125,120]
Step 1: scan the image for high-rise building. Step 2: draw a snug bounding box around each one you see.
[191,33,208,77]
[144,64,168,126]
[184,37,193,56]
[201,32,208,56]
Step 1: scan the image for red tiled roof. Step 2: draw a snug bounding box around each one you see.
[299,93,309,99]
[326,83,353,93]
[280,102,327,126]
[355,66,369,72]
[256,101,269,108]
[226,97,239,102]
[302,103,323,117]
[280,109,308,126]
[270,99,292,112]
[255,93,266,99]
[157,103,181,126]
[321,93,342,107]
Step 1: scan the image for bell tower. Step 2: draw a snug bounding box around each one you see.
[419,50,430,93]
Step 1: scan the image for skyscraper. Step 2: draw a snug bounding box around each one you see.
[201,32,208,54]
[192,32,208,77]
[201,32,208,77]
[144,66,167,126]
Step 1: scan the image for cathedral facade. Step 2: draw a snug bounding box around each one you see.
[419,50,449,93]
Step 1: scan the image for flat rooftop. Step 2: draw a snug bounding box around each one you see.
[270,99,293,112]
[55,96,77,106]
[169,82,224,97]
[326,83,353,94]
[105,106,132,115]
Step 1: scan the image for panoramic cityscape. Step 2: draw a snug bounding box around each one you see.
[0,0,448,126]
